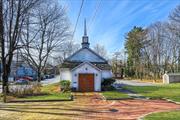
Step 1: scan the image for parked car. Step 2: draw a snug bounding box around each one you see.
[49,74,55,79]
[45,75,49,79]
[44,74,55,79]
[14,79,29,85]
[23,76,33,81]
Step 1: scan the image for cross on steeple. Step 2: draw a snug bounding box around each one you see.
[82,19,89,48]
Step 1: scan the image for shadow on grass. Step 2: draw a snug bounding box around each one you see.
[0,106,104,113]
[0,106,115,120]
[0,108,80,116]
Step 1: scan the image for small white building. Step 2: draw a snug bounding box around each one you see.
[163,73,180,84]
[60,20,112,92]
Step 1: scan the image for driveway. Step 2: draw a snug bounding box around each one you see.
[41,75,60,86]
[0,93,179,120]
[115,79,158,87]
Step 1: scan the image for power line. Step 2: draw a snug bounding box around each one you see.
[72,0,84,40]
[88,0,102,33]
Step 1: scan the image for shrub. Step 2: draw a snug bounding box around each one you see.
[102,85,116,91]
[60,80,71,92]
[101,78,116,86]
[101,78,116,91]
[9,82,42,97]
[71,87,76,92]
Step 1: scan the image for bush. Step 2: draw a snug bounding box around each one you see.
[60,80,71,92]
[9,82,42,97]
[101,78,116,91]
[71,87,76,92]
[102,85,116,91]
[101,78,116,86]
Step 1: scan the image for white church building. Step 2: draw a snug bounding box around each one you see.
[60,20,112,92]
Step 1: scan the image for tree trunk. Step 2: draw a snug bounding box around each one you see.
[0,0,8,94]
[2,72,8,93]
[2,63,12,93]
[37,70,41,82]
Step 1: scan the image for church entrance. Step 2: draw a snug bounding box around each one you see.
[78,74,94,92]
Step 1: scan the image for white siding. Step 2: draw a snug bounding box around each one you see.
[102,70,113,79]
[72,63,101,91]
[60,68,72,81]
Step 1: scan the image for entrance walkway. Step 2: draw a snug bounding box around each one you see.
[115,80,157,87]
[0,93,179,120]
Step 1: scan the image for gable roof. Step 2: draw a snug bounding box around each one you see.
[71,62,101,71]
[60,61,111,70]
[65,47,107,63]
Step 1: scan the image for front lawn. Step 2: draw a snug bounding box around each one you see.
[102,91,130,100]
[123,83,180,102]
[18,93,71,101]
[14,83,71,101]
[143,110,180,120]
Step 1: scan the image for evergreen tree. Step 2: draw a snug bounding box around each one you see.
[125,26,145,78]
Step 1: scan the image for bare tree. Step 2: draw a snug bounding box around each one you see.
[169,5,180,23]
[53,40,80,65]
[123,4,180,80]
[169,4,180,72]
[110,51,125,78]
[21,1,70,82]
[93,43,107,58]
[0,0,4,83]
[0,0,40,93]
[140,21,179,80]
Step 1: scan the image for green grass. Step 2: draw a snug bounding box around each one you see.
[18,93,71,100]
[143,110,180,120]
[123,83,180,102]
[41,83,60,93]
[102,91,130,99]
[16,83,71,101]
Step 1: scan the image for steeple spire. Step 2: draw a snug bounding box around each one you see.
[84,19,87,36]
[82,19,89,48]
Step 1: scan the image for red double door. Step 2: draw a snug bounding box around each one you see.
[78,74,94,92]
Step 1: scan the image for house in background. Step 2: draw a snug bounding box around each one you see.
[60,20,112,92]
[16,64,37,80]
[9,60,37,81]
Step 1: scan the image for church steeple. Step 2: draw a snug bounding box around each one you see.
[82,19,89,48]
[84,19,87,36]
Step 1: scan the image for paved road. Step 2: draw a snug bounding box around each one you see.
[115,79,157,87]
[41,75,60,86]
[113,80,158,100]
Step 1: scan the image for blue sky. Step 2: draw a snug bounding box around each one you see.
[60,0,180,54]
